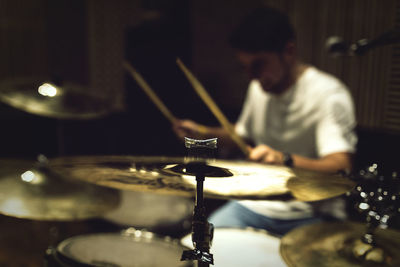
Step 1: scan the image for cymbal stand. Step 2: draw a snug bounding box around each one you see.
[181,137,216,266]
[348,164,400,263]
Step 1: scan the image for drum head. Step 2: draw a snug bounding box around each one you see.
[57,230,192,267]
[181,228,286,267]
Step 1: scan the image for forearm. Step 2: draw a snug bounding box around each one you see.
[290,152,353,173]
[249,144,353,173]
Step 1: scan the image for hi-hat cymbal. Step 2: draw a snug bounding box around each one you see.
[0,158,120,221]
[48,155,355,201]
[280,221,400,266]
[0,77,113,119]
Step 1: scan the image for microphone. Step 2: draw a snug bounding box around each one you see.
[326,29,400,57]
[325,36,369,56]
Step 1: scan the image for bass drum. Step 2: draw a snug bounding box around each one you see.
[102,190,194,233]
[46,228,193,267]
[181,228,287,267]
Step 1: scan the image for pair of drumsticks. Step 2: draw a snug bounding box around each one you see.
[123,59,249,156]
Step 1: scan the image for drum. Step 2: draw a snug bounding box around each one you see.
[102,190,194,232]
[47,228,193,267]
[181,228,286,267]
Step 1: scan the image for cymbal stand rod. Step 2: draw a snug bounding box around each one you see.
[181,138,216,266]
[181,169,214,266]
[196,173,212,267]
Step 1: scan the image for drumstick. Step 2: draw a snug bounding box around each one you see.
[123,61,176,124]
[176,58,249,156]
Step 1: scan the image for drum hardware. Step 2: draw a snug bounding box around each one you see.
[280,164,400,267]
[181,137,217,267]
[344,164,400,263]
[0,77,113,119]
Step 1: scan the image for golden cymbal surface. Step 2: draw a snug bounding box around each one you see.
[48,155,355,201]
[0,159,120,221]
[0,77,113,119]
[281,221,400,267]
[286,168,355,201]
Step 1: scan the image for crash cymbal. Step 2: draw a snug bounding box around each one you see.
[0,158,120,221]
[280,221,400,267]
[48,155,355,201]
[0,77,112,119]
[285,168,356,201]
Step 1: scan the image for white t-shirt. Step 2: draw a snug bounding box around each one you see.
[235,66,357,219]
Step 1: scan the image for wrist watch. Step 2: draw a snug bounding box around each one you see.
[282,152,294,167]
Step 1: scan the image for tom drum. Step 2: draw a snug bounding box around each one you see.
[47,228,193,267]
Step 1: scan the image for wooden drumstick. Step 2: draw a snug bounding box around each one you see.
[176,58,249,156]
[123,61,176,124]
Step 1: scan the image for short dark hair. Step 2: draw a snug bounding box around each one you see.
[229,6,296,53]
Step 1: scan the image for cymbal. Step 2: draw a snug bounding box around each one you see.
[48,155,355,201]
[286,168,356,201]
[0,158,120,221]
[0,77,113,119]
[280,221,400,266]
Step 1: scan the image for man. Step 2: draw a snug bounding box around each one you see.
[173,6,357,235]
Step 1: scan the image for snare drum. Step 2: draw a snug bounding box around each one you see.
[47,228,193,267]
[181,228,287,267]
[102,190,194,231]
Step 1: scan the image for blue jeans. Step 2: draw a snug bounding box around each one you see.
[209,201,321,236]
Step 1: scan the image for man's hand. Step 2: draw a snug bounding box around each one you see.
[248,144,284,165]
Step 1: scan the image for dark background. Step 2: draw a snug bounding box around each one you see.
[0,0,398,171]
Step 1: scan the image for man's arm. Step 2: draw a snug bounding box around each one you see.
[248,144,353,173]
[173,120,352,172]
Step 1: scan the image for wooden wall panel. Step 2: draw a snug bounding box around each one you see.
[0,0,48,80]
[385,0,400,131]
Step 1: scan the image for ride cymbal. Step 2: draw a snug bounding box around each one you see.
[48,155,355,201]
[0,77,113,119]
[280,221,400,267]
[0,158,120,221]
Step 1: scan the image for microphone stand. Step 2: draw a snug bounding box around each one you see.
[353,28,400,55]
[181,137,216,267]
[327,28,400,56]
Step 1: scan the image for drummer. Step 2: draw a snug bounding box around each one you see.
[173,6,357,235]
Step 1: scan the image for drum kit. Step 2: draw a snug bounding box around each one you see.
[0,72,399,267]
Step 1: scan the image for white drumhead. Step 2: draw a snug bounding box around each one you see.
[102,190,193,228]
[181,228,286,267]
[57,231,192,267]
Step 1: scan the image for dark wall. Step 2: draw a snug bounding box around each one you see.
[0,0,201,158]
[355,127,400,172]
